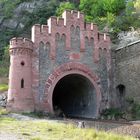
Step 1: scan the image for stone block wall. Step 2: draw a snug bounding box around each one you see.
[115,40,140,105]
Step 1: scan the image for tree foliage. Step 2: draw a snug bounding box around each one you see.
[134,0,140,13]
[0,46,10,77]
[79,0,126,18]
[0,0,30,18]
[27,0,59,25]
[56,2,75,16]
[55,0,140,41]
[101,0,125,15]
[79,0,126,31]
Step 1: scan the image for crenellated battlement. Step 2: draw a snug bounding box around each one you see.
[31,10,111,61]
[47,16,58,34]
[10,37,33,50]
[48,16,57,26]
[32,24,41,41]
[41,25,49,34]
[62,10,84,25]
[31,10,102,41]
[57,17,64,26]
[84,22,98,31]
[98,33,110,41]
[98,33,111,50]
[32,18,65,37]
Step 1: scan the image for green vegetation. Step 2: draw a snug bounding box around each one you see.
[0,46,9,77]
[0,107,9,115]
[79,0,125,20]
[0,110,136,140]
[22,111,46,118]
[78,0,140,32]
[0,67,9,77]
[56,0,140,40]
[126,97,140,120]
[26,0,59,26]
[100,99,140,120]
[56,2,75,16]
[0,0,19,18]
[0,84,8,92]
[101,108,124,120]
[131,102,140,119]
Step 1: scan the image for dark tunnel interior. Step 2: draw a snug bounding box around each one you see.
[52,74,97,119]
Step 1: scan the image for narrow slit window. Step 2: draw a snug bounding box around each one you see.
[98,33,100,41]
[21,78,24,88]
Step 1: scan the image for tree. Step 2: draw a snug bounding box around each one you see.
[79,0,103,20]
[79,0,126,18]
[26,0,59,26]
[56,2,76,16]
[0,46,10,77]
[134,0,140,13]
[101,0,126,15]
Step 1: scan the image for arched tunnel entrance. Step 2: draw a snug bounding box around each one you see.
[52,74,97,119]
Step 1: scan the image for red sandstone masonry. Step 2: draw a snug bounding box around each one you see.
[8,10,111,116]
[7,37,34,112]
[44,62,100,96]
[43,62,101,114]
[31,10,101,57]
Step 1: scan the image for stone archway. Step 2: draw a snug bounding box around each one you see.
[53,74,97,118]
[44,62,101,118]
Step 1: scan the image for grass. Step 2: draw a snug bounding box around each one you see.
[0,84,8,92]
[0,108,137,140]
[22,111,45,118]
[0,107,9,115]
[0,119,136,140]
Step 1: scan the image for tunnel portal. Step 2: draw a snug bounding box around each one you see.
[52,74,97,118]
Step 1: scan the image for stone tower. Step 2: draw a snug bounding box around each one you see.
[7,37,34,112]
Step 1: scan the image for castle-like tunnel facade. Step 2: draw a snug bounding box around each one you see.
[7,10,111,119]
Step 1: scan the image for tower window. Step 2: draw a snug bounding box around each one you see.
[21,79,24,88]
[21,61,25,66]
[98,33,100,41]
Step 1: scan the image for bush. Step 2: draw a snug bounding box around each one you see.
[0,84,8,92]
[131,103,140,119]
[125,97,140,120]
[101,108,124,120]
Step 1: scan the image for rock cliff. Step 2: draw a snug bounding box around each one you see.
[0,0,79,50]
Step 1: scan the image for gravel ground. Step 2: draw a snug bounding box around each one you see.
[61,118,140,139]
[0,113,140,140]
[109,124,140,139]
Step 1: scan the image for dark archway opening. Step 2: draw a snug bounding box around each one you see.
[116,84,126,109]
[52,74,97,119]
